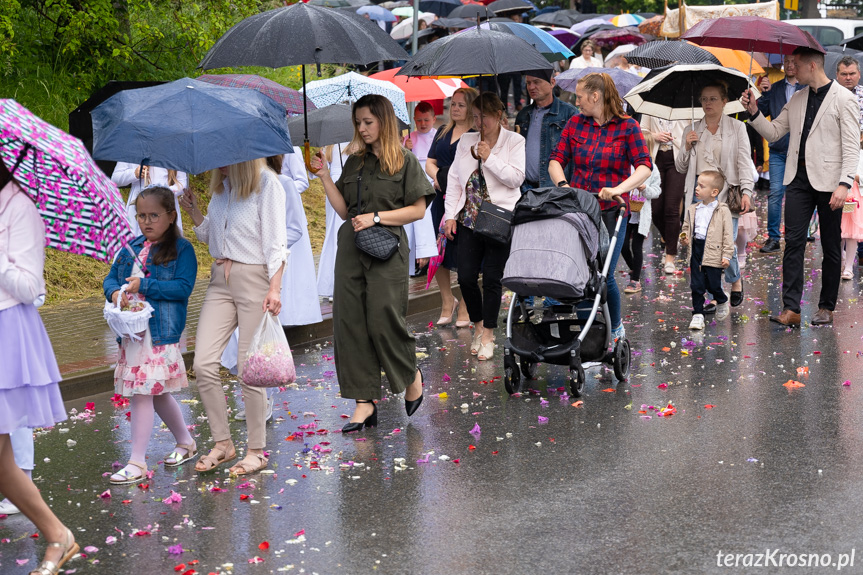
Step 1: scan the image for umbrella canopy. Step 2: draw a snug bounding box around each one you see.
[448,3,491,19]
[842,31,863,51]
[625,40,720,68]
[530,11,578,27]
[487,0,535,16]
[302,71,410,123]
[611,13,644,27]
[420,0,462,17]
[556,66,642,97]
[681,16,825,55]
[287,104,356,147]
[466,21,574,61]
[624,63,758,121]
[698,45,765,75]
[391,12,437,40]
[605,43,637,63]
[397,26,552,77]
[92,78,294,175]
[371,67,469,101]
[391,6,415,17]
[570,17,610,36]
[309,0,351,6]
[431,17,473,29]
[195,74,312,116]
[356,5,397,21]
[589,27,646,49]
[0,99,132,263]
[199,3,408,69]
[638,14,664,36]
[547,29,578,49]
[825,50,863,83]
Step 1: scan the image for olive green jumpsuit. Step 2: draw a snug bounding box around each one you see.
[333,150,436,400]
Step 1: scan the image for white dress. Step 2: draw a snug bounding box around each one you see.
[111,163,187,236]
[316,143,351,298]
[404,130,439,276]
[277,175,322,326]
[281,148,310,193]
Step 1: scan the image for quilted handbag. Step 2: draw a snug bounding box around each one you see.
[354,173,400,260]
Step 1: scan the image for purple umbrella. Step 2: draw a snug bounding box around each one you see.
[555,66,642,97]
[548,29,578,49]
[570,17,610,37]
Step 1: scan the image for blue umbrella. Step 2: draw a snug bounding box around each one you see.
[466,21,574,62]
[91,78,294,175]
[356,5,396,22]
[555,66,642,97]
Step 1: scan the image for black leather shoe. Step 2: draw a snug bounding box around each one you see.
[759,239,781,253]
[730,287,744,307]
[703,303,716,314]
[405,369,424,417]
[342,400,377,433]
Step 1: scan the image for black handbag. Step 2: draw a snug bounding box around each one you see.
[473,166,513,244]
[353,173,400,260]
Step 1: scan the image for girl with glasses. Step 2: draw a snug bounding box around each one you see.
[111,163,188,236]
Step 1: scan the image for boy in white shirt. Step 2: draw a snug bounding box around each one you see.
[681,170,734,330]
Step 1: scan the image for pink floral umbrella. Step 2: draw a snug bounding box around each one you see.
[0,99,132,263]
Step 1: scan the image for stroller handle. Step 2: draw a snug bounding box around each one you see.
[601,194,627,215]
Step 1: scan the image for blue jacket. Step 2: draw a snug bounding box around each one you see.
[103,235,198,346]
[515,96,577,191]
[757,78,806,154]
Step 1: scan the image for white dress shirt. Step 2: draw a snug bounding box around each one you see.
[194,168,288,279]
[694,199,718,240]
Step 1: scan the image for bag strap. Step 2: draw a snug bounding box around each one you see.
[477,159,490,203]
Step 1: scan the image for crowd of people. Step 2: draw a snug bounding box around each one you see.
[5,33,863,573]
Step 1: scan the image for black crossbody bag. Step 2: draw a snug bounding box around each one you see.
[353,173,400,260]
[473,164,514,244]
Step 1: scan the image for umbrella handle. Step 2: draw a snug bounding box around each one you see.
[304,141,320,174]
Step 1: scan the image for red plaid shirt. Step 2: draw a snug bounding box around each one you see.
[549,113,653,211]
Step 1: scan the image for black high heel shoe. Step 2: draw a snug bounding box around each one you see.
[405,369,424,417]
[342,400,377,433]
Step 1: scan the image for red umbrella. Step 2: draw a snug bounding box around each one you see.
[682,16,824,55]
[370,68,468,102]
[589,27,647,49]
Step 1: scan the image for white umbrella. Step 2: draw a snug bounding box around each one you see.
[391,12,437,40]
[301,71,411,124]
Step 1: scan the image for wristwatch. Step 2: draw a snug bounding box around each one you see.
[373,212,381,224]
[557,180,569,187]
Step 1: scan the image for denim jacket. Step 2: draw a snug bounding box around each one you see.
[515,96,578,191]
[103,235,198,346]
[756,78,805,154]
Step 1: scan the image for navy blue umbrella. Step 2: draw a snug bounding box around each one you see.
[91,78,294,175]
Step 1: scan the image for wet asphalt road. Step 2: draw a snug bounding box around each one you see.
[4,234,863,575]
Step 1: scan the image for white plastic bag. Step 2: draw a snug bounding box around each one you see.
[241,312,296,388]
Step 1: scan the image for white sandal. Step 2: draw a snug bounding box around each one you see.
[470,331,483,355]
[477,339,495,361]
[164,442,197,467]
[109,461,147,485]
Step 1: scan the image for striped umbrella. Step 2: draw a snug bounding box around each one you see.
[0,99,132,263]
[196,74,313,116]
[302,72,410,124]
[610,13,644,27]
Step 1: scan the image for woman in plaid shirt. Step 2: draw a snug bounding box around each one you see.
[549,73,653,342]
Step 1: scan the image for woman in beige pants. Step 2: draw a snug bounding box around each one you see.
[179,158,287,476]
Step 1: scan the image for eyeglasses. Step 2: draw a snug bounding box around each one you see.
[136,211,170,223]
[700,96,722,104]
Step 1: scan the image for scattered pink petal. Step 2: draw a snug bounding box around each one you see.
[293,529,305,537]
[16,559,29,566]
[469,422,481,435]
[843,380,851,386]
[163,490,183,505]
[167,544,184,555]
[538,416,549,424]
[99,490,111,499]
[84,546,99,553]
[442,373,451,382]
[105,536,117,545]
[657,383,668,389]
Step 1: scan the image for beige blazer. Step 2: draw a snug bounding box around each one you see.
[675,114,754,211]
[749,81,859,192]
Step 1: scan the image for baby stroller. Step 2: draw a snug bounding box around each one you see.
[500,186,631,397]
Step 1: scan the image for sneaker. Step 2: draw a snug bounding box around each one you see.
[0,499,20,515]
[623,280,641,293]
[715,302,730,320]
[234,397,275,422]
[689,314,705,330]
[611,324,626,342]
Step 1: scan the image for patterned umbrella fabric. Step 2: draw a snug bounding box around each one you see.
[625,40,720,69]
[196,74,313,116]
[302,71,411,123]
[638,14,664,36]
[589,27,647,49]
[426,229,446,289]
[0,99,132,263]
[371,67,469,101]
[611,13,644,27]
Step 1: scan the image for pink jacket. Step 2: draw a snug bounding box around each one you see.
[0,180,45,312]
[445,129,526,221]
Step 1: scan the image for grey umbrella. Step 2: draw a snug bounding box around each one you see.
[287,105,355,148]
[448,4,491,20]
[530,11,577,27]
[199,3,407,173]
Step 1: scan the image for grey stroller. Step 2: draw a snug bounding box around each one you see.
[500,186,631,397]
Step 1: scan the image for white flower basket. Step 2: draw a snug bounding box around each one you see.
[104,286,153,341]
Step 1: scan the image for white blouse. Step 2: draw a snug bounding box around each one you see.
[111,162,188,236]
[194,168,288,279]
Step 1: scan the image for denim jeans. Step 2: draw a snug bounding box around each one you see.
[724,217,741,285]
[606,214,628,329]
[767,152,787,242]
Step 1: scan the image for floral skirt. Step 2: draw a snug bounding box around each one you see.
[114,333,188,396]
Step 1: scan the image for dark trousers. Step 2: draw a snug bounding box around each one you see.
[782,170,842,313]
[621,222,645,281]
[497,73,522,110]
[650,149,687,256]
[691,239,727,315]
[457,222,510,329]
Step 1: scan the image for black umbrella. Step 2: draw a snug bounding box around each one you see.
[624,64,756,121]
[431,17,473,29]
[488,0,535,16]
[530,11,577,27]
[420,0,462,17]
[842,32,863,51]
[199,3,407,171]
[448,4,491,20]
[626,40,721,69]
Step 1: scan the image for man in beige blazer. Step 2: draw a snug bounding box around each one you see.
[742,47,859,327]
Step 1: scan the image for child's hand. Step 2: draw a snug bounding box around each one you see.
[112,290,129,308]
[721,258,730,269]
[680,237,689,246]
[125,277,142,293]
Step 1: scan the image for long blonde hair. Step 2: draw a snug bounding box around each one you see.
[438,87,478,139]
[210,158,268,199]
[349,94,404,176]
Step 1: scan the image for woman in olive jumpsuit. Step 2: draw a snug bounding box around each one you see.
[311,95,436,433]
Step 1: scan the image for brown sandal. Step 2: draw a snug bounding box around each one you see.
[195,445,236,473]
[229,453,269,476]
[29,528,79,575]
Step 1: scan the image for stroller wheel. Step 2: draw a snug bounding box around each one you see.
[504,353,522,395]
[569,363,585,397]
[613,338,631,382]
[520,359,538,380]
